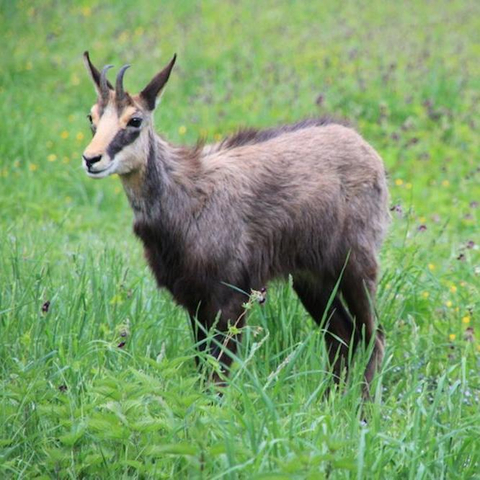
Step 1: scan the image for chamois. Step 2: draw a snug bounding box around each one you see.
[82,52,390,395]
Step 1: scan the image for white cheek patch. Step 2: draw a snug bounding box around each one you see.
[112,130,149,175]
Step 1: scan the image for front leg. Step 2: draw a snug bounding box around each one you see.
[190,292,247,383]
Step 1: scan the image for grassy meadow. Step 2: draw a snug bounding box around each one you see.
[1,0,480,477]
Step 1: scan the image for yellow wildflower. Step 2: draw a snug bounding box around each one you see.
[47,154,57,162]
[178,125,187,135]
[60,131,69,139]
[29,163,38,171]
[119,31,129,44]
[395,178,403,186]
[462,316,471,325]
[428,263,436,271]
[448,334,456,341]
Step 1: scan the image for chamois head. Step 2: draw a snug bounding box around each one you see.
[82,51,176,178]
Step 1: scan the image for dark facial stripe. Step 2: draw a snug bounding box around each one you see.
[107,128,141,158]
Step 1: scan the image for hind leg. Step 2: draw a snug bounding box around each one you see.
[293,275,359,382]
[341,251,385,395]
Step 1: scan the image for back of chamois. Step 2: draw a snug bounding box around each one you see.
[82,52,390,395]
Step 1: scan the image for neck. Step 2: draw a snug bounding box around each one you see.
[120,129,201,225]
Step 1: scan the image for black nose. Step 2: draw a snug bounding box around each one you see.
[83,154,102,170]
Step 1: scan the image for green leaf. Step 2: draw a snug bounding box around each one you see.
[58,424,87,446]
[144,443,199,456]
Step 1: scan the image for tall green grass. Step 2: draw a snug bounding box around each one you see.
[1,0,479,477]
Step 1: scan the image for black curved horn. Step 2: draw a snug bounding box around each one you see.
[115,64,131,101]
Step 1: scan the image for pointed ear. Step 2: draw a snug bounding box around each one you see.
[140,54,177,110]
[83,51,113,94]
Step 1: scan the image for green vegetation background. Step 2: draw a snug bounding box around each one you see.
[0,1,479,478]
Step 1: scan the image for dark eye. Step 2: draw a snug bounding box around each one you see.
[87,114,96,134]
[127,117,142,128]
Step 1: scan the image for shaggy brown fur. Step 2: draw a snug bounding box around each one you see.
[218,117,349,150]
[82,53,390,395]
